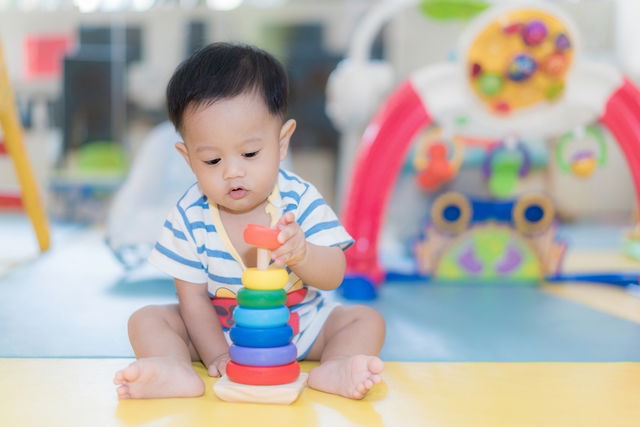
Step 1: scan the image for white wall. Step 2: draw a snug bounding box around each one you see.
[0,2,367,101]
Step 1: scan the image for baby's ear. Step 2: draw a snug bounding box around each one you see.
[278,119,296,160]
[175,142,191,167]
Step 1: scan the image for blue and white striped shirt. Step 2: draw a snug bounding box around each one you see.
[148,169,353,299]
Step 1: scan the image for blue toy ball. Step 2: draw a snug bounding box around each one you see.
[339,276,378,300]
[507,54,537,82]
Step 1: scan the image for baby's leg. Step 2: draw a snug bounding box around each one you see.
[305,305,386,399]
[113,304,204,399]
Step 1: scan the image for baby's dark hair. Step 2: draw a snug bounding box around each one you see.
[166,42,288,132]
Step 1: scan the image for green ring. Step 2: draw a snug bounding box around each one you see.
[555,125,607,173]
[237,288,287,309]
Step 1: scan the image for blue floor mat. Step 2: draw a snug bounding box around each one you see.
[1,223,639,361]
[368,281,640,362]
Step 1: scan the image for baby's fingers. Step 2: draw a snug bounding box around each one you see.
[277,224,298,245]
[271,244,293,266]
[208,354,230,377]
[207,364,222,377]
[276,212,295,229]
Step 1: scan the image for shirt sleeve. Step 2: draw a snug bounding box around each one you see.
[147,204,208,284]
[295,182,354,250]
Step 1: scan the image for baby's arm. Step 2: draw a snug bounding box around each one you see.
[175,278,230,376]
[271,212,346,291]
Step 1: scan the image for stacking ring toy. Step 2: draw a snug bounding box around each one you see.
[233,306,290,328]
[229,343,297,366]
[226,361,300,386]
[237,288,286,308]
[230,324,293,348]
[242,267,288,290]
[243,224,282,250]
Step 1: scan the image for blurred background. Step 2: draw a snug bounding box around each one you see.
[2,0,638,220]
[2,0,640,361]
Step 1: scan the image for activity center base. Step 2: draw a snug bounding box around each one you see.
[213,372,308,404]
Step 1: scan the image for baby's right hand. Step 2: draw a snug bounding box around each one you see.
[207,352,231,377]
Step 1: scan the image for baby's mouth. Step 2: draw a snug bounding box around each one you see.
[229,187,248,200]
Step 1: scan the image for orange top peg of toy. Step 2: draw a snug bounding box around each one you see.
[243,224,282,270]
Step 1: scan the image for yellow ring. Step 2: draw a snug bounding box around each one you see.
[242,267,289,290]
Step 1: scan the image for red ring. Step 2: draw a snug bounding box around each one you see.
[226,361,300,385]
[243,224,281,250]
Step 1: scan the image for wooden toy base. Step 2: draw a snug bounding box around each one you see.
[213,373,308,404]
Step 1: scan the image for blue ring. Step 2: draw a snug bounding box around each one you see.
[230,324,294,348]
[229,343,297,366]
[233,306,290,328]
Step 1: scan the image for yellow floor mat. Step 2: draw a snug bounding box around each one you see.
[562,250,640,273]
[1,359,639,427]
[543,283,640,324]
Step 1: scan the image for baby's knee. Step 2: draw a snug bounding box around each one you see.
[128,305,169,330]
[361,306,385,330]
[343,305,386,330]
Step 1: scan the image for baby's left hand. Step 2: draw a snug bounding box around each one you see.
[272,212,307,267]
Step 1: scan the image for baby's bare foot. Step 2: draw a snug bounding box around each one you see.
[113,357,204,399]
[308,355,384,399]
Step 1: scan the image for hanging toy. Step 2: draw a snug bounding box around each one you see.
[554,125,607,179]
[414,128,464,192]
[483,139,531,199]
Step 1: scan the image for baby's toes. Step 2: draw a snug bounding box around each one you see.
[116,384,131,399]
[370,373,382,384]
[367,357,384,375]
[122,363,141,382]
[113,370,125,385]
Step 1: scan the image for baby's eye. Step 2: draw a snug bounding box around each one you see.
[243,151,259,158]
[204,158,221,165]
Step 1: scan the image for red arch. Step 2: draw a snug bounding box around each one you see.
[341,79,433,285]
[600,78,640,207]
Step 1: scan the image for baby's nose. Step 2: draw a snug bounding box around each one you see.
[223,160,245,179]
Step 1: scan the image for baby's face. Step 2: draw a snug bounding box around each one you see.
[176,91,293,214]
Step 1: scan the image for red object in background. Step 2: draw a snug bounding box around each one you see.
[341,79,433,285]
[24,35,74,80]
[416,143,454,192]
[0,193,22,210]
[0,139,21,210]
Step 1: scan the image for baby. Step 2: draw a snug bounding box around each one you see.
[114,42,385,400]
